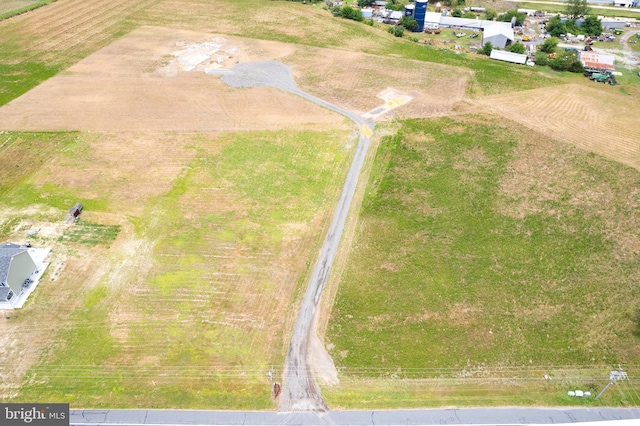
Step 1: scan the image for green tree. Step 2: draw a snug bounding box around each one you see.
[565,19,582,35]
[357,0,375,6]
[452,8,463,17]
[546,15,566,37]
[507,42,526,54]
[581,15,602,36]
[339,5,363,21]
[388,25,405,37]
[535,51,550,66]
[566,0,590,20]
[462,11,476,19]
[483,9,497,20]
[480,41,493,56]
[400,16,419,32]
[540,37,559,53]
[497,10,526,26]
[549,50,583,73]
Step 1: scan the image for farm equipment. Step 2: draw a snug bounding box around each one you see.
[614,29,623,35]
[585,71,617,85]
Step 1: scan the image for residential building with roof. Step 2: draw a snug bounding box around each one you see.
[0,242,50,309]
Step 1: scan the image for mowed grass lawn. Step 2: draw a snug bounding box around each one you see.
[326,115,640,408]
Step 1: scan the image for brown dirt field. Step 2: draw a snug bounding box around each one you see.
[0,27,350,132]
[474,84,640,171]
[0,26,470,132]
[285,47,471,118]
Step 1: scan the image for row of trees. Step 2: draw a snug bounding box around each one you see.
[546,14,603,37]
[536,50,584,72]
[331,4,364,21]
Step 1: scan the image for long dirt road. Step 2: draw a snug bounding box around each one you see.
[222,61,374,411]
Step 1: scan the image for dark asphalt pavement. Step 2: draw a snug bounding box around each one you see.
[70,407,640,425]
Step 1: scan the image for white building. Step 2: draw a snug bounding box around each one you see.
[0,242,50,309]
[490,50,528,64]
[422,14,514,49]
[482,22,516,49]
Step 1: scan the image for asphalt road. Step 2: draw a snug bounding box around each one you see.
[69,407,640,425]
[508,0,640,12]
[224,61,373,411]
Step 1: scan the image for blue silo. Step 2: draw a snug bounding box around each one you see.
[414,0,427,32]
[404,4,415,17]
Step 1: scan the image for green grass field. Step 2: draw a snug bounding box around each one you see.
[4,129,354,408]
[325,115,640,407]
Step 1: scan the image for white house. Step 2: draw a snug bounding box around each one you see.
[0,242,50,309]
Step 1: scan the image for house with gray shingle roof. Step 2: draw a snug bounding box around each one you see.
[0,242,41,309]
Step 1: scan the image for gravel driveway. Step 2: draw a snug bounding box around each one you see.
[222,61,374,411]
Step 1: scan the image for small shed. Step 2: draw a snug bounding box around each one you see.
[69,202,83,218]
[490,50,528,65]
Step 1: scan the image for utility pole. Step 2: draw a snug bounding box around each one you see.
[595,366,628,400]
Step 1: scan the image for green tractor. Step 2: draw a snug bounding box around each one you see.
[585,71,617,85]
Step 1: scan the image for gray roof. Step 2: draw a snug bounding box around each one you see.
[0,286,11,301]
[0,242,28,284]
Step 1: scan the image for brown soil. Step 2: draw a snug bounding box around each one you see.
[0,27,349,132]
[285,47,471,118]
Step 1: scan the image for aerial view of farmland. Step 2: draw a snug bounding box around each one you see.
[0,0,639,419]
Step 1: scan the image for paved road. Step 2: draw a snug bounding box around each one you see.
[224,61,374,411]
[69,407,640,425]
[508,0,640,12]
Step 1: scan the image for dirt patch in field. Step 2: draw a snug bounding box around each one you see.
[474,84,640,171]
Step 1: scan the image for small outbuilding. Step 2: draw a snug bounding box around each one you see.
[69,202,83,218]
